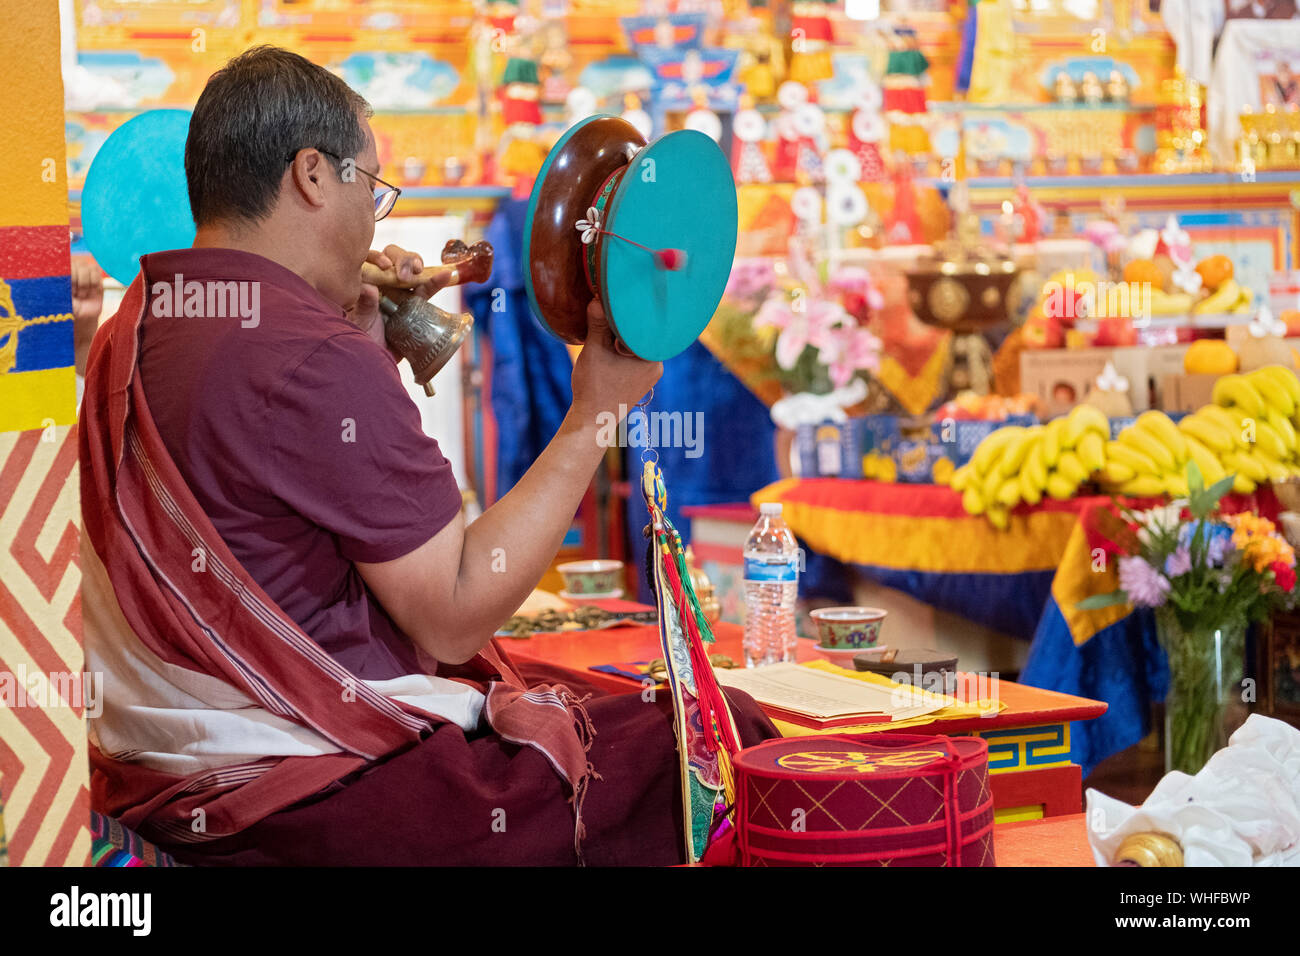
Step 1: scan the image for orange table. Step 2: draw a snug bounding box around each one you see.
[994,813,1095,867]
[506,616,1108,822]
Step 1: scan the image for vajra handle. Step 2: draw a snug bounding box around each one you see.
[362,239,494,292]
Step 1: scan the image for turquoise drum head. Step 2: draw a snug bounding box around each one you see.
[522,115,737,361]
[598,130,737,361]
[82,109,196,285]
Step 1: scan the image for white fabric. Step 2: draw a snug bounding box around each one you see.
[1161,0,1226,88]
[769,379,869,430]
[82,535,484,776]
[1086,714,1300,866]
[1207,19,1300,166]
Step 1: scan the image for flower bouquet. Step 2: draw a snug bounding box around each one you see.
[752,269,883,398]
[1079,462,1296,774]
[701,240,884,418]
[702,258,787,407]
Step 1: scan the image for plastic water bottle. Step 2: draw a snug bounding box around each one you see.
[743,502,800,667]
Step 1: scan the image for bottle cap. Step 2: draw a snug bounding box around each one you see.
[760,502,783,516]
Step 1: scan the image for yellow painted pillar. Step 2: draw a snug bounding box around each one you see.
[0,1,90,865]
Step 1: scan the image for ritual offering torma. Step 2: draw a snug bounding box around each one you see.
[734,734,995,866]
[523,115,739,361]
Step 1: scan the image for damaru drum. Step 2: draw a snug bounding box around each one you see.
[522,114,738,361]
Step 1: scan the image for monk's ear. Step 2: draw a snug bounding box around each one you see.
[286,149,329,210]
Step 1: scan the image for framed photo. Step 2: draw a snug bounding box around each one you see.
[1263,610,1300,723]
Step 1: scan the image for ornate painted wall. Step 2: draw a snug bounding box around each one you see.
[0,1,90,866]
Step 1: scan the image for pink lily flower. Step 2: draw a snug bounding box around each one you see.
[753,295,795,330]
[770,299,846,370]
[828,265,886,313]
[803,299,847,350]
[725,259,776,299]
[1083,220,1119,248]
[819,324,881,387]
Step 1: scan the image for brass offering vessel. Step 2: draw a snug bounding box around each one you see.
[904,214,1018,396]
[684,546,720,625]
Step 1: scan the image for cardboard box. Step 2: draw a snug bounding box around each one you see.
[1225,329,1300,359]
[1020,348,1113,418]
[1109,416,1137,439]
[1142,344,1196,390]
[1020,343,1190,417]
[1160,373,1220,413]
[793,421,864,478]
[930,415,1039,467]
[854,414,1038,481]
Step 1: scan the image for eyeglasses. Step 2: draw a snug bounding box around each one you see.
[285,148,402,221]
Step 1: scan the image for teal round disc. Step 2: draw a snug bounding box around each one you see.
[598,130,737,362]
[82,109,195,285]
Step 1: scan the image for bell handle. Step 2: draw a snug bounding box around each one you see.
[361,239,493,291]
[362,261,464,292]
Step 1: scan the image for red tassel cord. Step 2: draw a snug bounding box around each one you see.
[597,227,688,272]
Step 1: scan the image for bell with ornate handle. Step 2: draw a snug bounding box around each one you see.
[367,239,493,396]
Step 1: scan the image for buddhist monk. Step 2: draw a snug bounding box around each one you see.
[79,44,776,866]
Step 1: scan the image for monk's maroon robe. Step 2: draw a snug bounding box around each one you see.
[81,246,776,865]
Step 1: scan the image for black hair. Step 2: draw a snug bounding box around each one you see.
[184,45,372,226]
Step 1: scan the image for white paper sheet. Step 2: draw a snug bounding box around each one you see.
[714,662,946,722]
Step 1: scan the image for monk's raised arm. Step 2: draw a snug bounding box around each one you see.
[356,299,661,664]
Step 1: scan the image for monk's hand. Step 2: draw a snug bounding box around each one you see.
[71,256,104,326]
[568,299,662,426]
[348,247,427,359]
[379,244,443,301]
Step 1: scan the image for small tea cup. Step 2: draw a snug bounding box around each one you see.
[557,560,624,597]
[809,606,887,650]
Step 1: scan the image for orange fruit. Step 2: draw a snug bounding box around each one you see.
[1183,339,1238,376]
[1194,255,1234,291]
[1123,258,1164,287]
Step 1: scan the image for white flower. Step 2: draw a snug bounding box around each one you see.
[1171,265,1203,296]
[575,206,601,244]
[1128,228,1159,261]
[1249,303,1285,338]
[1161,215,1190,256]
[1095,360,1129,394]
[1135,501,1187,548]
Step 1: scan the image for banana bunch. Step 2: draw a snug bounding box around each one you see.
[1098,410,1197,497]
[1149,290,1196,317]
[947,367,1300,523]
[1193,279,1254,316]
[1094,366,1300,497]
[948,405,1110,528]
[1177,366,1300,494]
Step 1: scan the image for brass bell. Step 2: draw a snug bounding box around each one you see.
[365,239,493,397]
[378,292,474,397]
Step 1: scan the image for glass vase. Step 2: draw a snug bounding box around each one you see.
[1155,607,1248,777]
